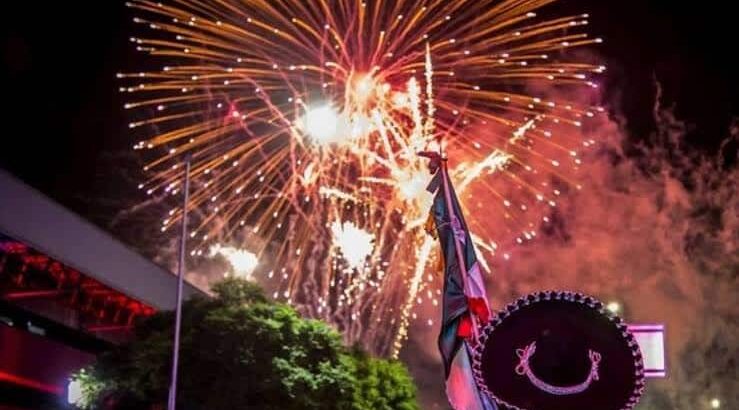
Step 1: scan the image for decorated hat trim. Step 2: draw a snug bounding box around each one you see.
[515,341,601,396]
[470,290,646,410]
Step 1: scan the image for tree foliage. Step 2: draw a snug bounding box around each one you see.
[72,278,418,410]
[349,350,419,410]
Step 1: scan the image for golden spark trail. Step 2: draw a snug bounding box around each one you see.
[124,0,602,355]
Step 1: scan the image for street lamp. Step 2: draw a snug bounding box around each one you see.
[606,301,621,314]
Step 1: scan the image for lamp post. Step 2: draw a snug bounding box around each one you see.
[167,153,191,410]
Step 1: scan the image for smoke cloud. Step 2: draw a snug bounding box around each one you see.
[406,86,738,409]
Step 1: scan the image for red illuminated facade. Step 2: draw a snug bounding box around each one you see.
[0,170,204,409]
[1,237,156,341]
[0,235,160,409]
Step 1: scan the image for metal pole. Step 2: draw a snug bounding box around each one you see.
[168,154,191,410]
[439,158,480,341]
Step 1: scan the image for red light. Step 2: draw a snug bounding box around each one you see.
[0,242,27,253]
[0,370,63,395]
[3,290,64,300]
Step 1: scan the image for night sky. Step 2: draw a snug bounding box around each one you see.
[1,1,735,209]
[1,1,737,409]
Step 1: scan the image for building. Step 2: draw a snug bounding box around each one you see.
[0,169,205,409]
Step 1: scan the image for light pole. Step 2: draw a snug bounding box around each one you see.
[167,153,191,410]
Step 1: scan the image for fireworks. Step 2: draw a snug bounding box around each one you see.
[330,220,376,271]
[123,0,602,356]
[209,244,259,279]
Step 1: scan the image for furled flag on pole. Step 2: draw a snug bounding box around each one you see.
[420,152,497,410]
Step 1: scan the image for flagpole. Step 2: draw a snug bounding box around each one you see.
[439,157,480,342]
[168,153,191,410]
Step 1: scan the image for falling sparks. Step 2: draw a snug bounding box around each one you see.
[125,0,602,355]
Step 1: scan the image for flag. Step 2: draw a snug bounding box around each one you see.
[446,341,495,410]
[422,152,496,410]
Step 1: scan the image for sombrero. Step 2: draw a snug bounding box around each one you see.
[471,291,645,410]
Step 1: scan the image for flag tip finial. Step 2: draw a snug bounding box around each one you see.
[418,151,446,174]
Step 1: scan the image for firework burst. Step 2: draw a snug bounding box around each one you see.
[123,0,602,356]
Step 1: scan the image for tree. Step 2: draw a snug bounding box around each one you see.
[349,350,419,410]
[72,278,419,410]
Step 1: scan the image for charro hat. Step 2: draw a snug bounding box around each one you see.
[472,291,645,410]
